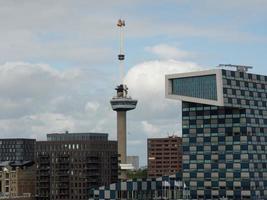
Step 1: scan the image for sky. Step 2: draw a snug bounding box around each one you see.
[0,0,267,166]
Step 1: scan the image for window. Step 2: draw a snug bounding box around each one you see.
[233,154,240,160]
[190,172,197,178]
[172,75,217,100]
[211,163,218,169]
[219,172,226,178]
[226,145,233,151]
[204,172,211,178]
[204,154,211,160]
[219,154,225,160]
[197,146,203,151]
[234,172,240,178]
[204,137,211,143]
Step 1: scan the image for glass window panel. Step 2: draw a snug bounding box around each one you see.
[172,75,217,100]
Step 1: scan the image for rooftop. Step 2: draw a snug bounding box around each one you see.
[47,131,109,141]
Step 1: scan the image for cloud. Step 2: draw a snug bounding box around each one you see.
[123,59,204,139]
[85,101,100,112]
[124,59,204,164]
[0,0,264,69]
[124,59,202,120]
[0,0,265,166]
[0,62,81,117]
[141,121,160,136]
[29,113,76,136]
[0,62,117,139]
[128,140,144,145]
[0,59,202,164]
[145,44,191,59]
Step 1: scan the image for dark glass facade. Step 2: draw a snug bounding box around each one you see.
[174,69,267,199]
[172,75,217,100]
[0,139,35,162]
[47,132,108,141]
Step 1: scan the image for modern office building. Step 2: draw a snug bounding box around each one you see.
[126,156,139,170]
[0,161,36,199]
[0,139,35,162]
[166,67,267,199]
[47,132,108,141]
[35,132,118,200]
[147,136,182,178]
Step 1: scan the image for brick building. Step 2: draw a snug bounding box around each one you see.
[147,136,182,178]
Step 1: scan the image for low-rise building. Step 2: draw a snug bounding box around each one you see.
[89,172,189,200]
[0,161,36,199]
[126,156,139,170]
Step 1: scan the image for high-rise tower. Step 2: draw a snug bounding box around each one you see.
[166,66,267,199]
[110,19,137,179]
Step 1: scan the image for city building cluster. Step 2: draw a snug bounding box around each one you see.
[0,133,183,200]
[1,67,267,200]
[0,133,118,200]
[92,66,267,200]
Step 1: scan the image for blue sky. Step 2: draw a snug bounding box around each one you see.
[0,0,266,166]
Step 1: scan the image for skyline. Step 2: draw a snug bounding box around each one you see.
[0,0,267,165]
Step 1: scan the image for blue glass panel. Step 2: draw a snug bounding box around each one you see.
[172,75,217,100]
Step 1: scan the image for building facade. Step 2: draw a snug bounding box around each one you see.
[166,68,267,199]
[147,136,182,178]
[89,172,188,200]
[0,161,36,198]
[126,156,139,170]
[35,132,118,200]
[0,139,35,162]
[47,132,108,141]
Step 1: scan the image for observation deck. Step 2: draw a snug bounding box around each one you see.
[110,84,137,111]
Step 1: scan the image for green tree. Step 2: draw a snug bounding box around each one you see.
[126,168,147,179]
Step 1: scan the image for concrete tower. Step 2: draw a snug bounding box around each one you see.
[110,19,137,179]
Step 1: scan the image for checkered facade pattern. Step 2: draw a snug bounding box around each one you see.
[89,172,189,200]
[168,69,267,199]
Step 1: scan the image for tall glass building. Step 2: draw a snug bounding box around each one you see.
[166,68,267,199]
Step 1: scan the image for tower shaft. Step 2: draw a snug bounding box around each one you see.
[110,19,137,180]
[117,111,127,164]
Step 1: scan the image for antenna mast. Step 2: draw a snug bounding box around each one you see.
[117,19,125,84]
[217,64,253,73]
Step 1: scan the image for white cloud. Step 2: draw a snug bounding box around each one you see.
[0,0,263,68]
[124,59,202,118]
[0,113,75,140]
[0,62,116,139]
[141,121,160,136]
[128,140,143,145]
[146,44,190,59]
[29,113,76,136]
[0,62,82,118]
[0,59,202,163]
[85,101,100,112]
[123,59,204,138]
[0,0,264,166]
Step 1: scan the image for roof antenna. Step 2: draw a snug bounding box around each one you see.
[117,19,126,84]
[217,64,253,73]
